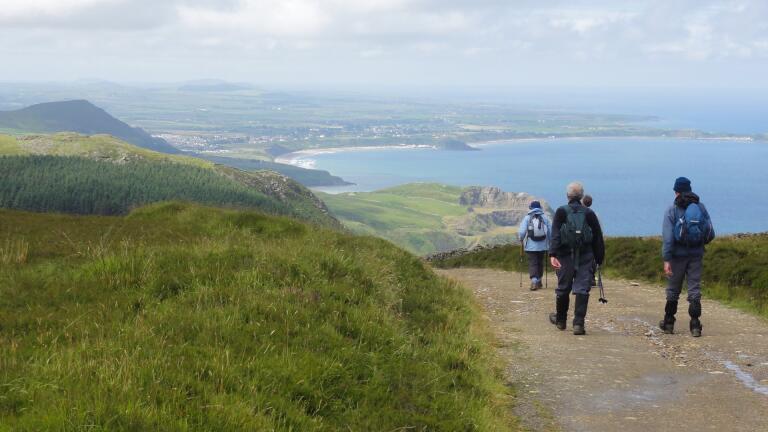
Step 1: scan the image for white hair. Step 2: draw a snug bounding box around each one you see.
[566,182,584,200]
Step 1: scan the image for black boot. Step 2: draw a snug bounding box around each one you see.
[689,300,703,337]
[658,300,678,334]
[572,294,589,335]
[549,295,569,330]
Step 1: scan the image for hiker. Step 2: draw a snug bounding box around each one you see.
[659,177,715,337]
[548,182,605,335]
[518,200,551,290]
[582,195,598,287]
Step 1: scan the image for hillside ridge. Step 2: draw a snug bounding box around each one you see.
[0,133,338,226]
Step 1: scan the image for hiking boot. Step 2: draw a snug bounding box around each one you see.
[690,318,703,337]
[658,320,675,334]
[530,281,538,291]
[549,313,566,330]
[536,281,544,290]
[659,300,678,334]
[689,300,702,337]
[549,295,569,330]
[572,294,589,335]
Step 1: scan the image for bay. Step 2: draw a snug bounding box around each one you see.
[307,138,768,236]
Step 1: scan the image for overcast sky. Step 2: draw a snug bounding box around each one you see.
[1,0,767,88]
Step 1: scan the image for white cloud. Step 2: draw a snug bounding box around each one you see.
[0,0,767,86]
[178,1,330,37]
[547,10,634,35]
[0,0,117,17]
[359,47,384,58]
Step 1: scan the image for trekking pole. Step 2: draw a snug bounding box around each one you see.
[519,241,524,289]
[597,264,608,304]
[545,251,548,290]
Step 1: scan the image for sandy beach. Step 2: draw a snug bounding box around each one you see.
[275,144,437,168]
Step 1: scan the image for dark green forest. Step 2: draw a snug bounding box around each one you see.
[0,155,289,216]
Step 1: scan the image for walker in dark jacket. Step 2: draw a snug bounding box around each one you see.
[659,177,715,337]
[548,184,605,335]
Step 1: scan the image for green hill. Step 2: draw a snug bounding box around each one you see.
[430,236,768,318]
[0,133,337,226]
[319,183,551,255]
[0,203,516,430]
[0,100,179,153]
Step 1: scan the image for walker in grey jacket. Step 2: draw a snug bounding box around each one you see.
[518,203,551,290]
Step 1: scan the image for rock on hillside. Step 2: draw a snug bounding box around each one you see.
[460,186,551,211]
[213,165,340,228]
[452,186,552,236]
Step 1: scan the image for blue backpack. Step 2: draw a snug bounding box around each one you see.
[674,203,709,246]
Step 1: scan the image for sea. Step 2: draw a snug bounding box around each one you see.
[290,89,768,236]
[304,137,768,236]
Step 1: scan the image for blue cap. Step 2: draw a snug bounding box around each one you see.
[529,200,541,209]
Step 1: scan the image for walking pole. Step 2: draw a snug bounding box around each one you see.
[545,251,548,290]
[519,241,524,289]
[597,264,608,304]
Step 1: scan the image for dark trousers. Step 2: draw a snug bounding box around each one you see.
[526,251,545,281]
[666,256,703,302]
[555,250,595,297]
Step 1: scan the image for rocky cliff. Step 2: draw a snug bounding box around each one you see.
[460,186,552,212]
[452,186,552,236]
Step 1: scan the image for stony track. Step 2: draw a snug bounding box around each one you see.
[436,268,768,432]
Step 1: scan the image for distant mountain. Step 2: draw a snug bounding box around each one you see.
[0,100,179,154]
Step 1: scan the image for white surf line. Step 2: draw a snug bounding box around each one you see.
[275,144,437,168]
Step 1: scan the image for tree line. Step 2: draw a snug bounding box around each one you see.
[0,155,288,216]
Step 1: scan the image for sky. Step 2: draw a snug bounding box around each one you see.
[1,0,767,88]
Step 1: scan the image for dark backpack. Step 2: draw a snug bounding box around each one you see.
[674,203,710,247]
[560,205,593,253]
[527,214,547,241]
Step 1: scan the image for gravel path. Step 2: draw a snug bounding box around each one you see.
[436,268,768,432]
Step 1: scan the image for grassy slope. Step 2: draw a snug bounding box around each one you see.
[321,183,528,256]
[431,237,768,318]
[0,203,517,431]
[319,184,470,255]
[0,133,337,227]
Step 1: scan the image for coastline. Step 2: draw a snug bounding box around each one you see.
[275,144,437,168]
[276,134,760,169]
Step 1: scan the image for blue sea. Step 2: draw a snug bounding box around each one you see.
[309,138,768,236]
